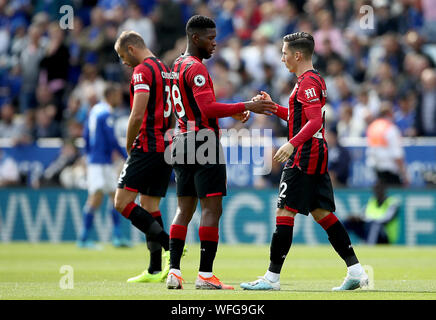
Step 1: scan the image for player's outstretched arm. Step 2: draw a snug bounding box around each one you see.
[194,90,276,118]
[243,99,277,115]
[126,91,149,155]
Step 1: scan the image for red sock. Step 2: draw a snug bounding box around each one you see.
[121,202,138,218]
[317,212,338,230]
[170,224,187,240]
[150,210,162,218]
[276,216,295,226]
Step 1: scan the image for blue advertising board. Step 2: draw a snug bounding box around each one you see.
[1,188,435,245]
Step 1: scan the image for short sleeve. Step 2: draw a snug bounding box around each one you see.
[132,65,152,93]
[297,77,322,107]
[185,62,213,97]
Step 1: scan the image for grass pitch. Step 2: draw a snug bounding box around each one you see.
[1,243,435,300]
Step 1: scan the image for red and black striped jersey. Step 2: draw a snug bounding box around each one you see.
[129,56,172,153]
[287,70,328,175]
[170,55,220,134]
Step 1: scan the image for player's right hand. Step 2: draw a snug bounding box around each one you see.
[251,91,272,102]
[245,100,277,115]
[260,91,272,102]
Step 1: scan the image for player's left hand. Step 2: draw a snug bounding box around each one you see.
[273,142,294,163]
[232,111,250,123]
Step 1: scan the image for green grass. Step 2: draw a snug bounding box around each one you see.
[1,243,436,300]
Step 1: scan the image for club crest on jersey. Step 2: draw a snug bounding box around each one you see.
[304,87,317,99]
[194,74,206,87]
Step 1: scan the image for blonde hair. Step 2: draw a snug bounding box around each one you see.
[114,30,146,53]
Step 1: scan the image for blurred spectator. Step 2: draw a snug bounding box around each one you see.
[71,63,105,108]
[97,0,127,22]
[343,180,400,244]
[152,0,185,55]
[413,68,436,137]
[421,0,436,41]
[397,0,423,34]
[394,91,416,137]
[0,149,20,187]
[39,22,70,120]
[325,126,350,187]
[403,30,435,68]
[98,22,121,81]
[366,102,408,186]
[39,139,82,187]
[240,29,282,84]
[332,0,353,30]
[281,2,299,36]
[380,33,405,76]
[119,3,156,51]
[79,7,106,66]
[313,10,346,58]
[336,102,365,140]
[0,101,33,145]
[33,104,61,139]
[213,0,236,44]
[401,52,431,92]
[256,1,285,42]
[373,0,399,36]
[345,33,369,83]
[0,0,10,57]
[18,24,46,113]
[315,38,343,75]
[65,17,84,86]
[63,95,87,126]
[353,85,378,127]
[232,0,262,43]
[0,102,24,139]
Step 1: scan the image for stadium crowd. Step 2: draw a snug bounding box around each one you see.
[0,0,435,188]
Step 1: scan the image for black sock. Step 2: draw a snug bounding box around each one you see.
[127,205,169,251]
[199,241,218,273]
[319,213,359,267]
[268,216,294,274]
[146,239,162,273]
[169,238,185,270]
[154,215,164,229]
[146,213,164,273]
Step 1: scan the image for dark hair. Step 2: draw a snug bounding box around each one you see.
[283,32,315,58]
[104,83,121,98]
[186,15,216,34]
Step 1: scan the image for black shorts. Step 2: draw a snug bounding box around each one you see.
[173,162,227,198]
[171,132,226,198]
[117,148,172,197]
[277,167,336,215]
